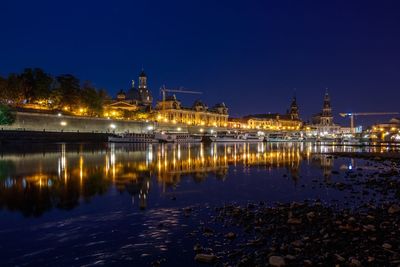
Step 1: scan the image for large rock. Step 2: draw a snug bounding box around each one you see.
[287,218,302,225]
[388,204,400,214]
[350,258,362,267]
[194,254,217,264]
[269,256,286,267]
[224,232,236,240]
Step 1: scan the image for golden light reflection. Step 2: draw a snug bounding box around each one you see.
[2,142,392,215]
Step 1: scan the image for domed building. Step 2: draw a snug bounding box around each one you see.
[104,70,154,117]
[127,70,153,108]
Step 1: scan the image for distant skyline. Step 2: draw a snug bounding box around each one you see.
[1,0,400,126]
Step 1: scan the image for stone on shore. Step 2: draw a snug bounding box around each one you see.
[194,253,217,264]
[269,256,285,266]
[388,204,400,214]
[287,218,302,225]
[224,232,236,240]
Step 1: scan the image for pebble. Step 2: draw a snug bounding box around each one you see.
[194,253,217,264]
[382,243,392,249]
[287,218,302,225]
[268,255,286,267]
[334,254,345,262]
[224,232,236,240]
[388,204,400,214]
[350,258,362,267]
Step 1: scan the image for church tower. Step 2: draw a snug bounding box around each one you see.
[137,69,152,107]
[139,70,147,89]
[321,90,333,125]
[289,95,299,120]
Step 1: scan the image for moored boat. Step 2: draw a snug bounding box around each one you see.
[211,132,245,142]
[265,133,290,142]
[108,133,157,143]
[206,131,265,142]
[243,133,264,142]
[155,132,176,143]
[155,132,202,143]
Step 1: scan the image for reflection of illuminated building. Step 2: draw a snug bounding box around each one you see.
[0,142,368,216]
[125,176,150,210]
[311,154,334,179]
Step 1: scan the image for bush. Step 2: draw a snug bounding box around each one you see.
[0,105,15,125]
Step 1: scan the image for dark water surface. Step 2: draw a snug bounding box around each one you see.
[0,142,395,266]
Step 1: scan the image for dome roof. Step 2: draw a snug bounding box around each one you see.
[192,99,207,108]
[117,90,126,99]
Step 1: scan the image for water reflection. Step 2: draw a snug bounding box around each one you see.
[0,142,392,216]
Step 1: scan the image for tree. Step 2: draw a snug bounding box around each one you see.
[31,68,53,102]
[18,68,53,104]
[80,82,107,116]
[0,104,15,125]
[0,76,7,104]
[5,74,25,105]
[53,74,80,111]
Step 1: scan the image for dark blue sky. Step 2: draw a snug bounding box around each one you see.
[1,0,400,125]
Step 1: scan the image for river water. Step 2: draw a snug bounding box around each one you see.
[0,142,396,266]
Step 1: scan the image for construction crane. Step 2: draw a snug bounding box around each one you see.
[160,85,202,102]
[339,112,399,133]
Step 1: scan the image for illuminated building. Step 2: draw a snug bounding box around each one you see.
[104,70,153,117]
[308,90,341,135]
[368,117,400,141]
[155,95,228,127]
[229,96,302,130]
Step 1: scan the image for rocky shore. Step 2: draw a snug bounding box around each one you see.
[190,201,399,266]
[186,154,400,266]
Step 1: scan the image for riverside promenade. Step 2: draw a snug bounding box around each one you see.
[0,111,226,142]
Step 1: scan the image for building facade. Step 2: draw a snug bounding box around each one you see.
[368,117,400,141]
[104,70,153,118]
[155,95,228,127]
[309,91,341,135]
[229,96,302,130]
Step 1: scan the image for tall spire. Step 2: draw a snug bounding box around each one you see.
[323,89,331,112]
[321,89,333,125]
[289,92,299,120]
[139,69,147,89]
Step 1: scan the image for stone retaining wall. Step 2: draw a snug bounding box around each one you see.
[1,112,225,134]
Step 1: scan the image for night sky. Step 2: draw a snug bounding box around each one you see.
[1,0,400,126]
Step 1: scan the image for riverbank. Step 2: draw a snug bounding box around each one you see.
[328,151,400,160]
[185,201,400,267]
[173,152,400,266]
[0,130,109,143]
